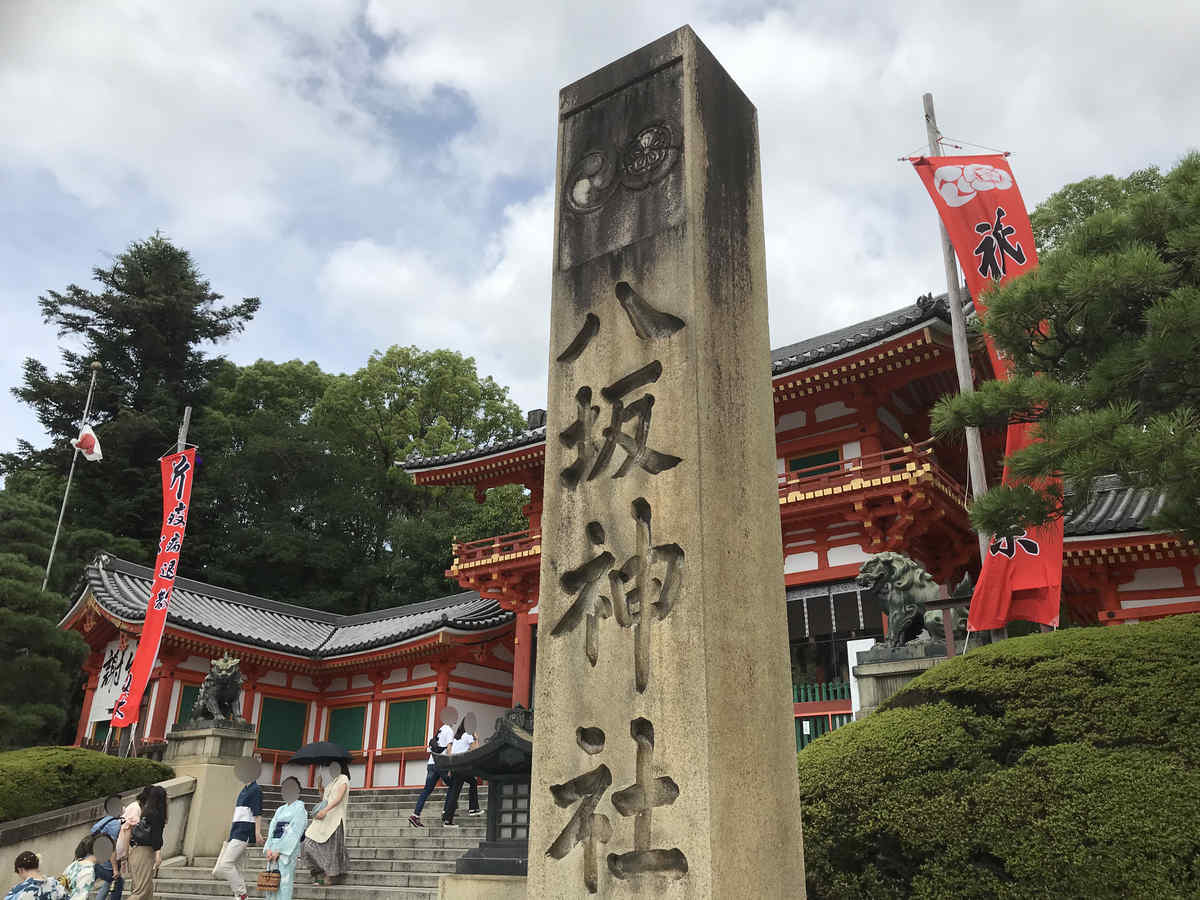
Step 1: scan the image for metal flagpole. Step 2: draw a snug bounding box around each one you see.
[922,93,1003,645]
[42,361,102,592]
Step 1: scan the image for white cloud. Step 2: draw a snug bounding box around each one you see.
[317,190,554,412]
[3,0,1200,458]
[0,0,391,241]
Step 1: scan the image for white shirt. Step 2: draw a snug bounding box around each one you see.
[427,723,454,765]
[448,732,475,755]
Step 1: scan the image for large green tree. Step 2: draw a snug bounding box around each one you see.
[308,346,527,611]
[932,154,1200,540]
[2,234,260,560]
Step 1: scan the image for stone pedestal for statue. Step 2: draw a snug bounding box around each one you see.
[852,651,947,718]
[528,26,804,899]
[165,722,256,860]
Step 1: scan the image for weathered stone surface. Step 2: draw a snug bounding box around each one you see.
[852,655,947,717]
[165,724,257,859]
[528,26,804,899]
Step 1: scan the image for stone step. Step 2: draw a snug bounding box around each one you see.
[193,848,466,868]
[159,875,442,894]
[156,889,436,900]
[162,863,453,883]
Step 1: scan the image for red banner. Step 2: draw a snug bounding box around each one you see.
[966,423,1063,630]
[911,154,1038,319]
[110,448,196,728]
[911,154,1062,630]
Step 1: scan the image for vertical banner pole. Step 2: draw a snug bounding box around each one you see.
[42,361,101,592]
[922,93,990,568]
[109,405,197,732]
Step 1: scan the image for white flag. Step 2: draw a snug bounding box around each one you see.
[72,424,103,461]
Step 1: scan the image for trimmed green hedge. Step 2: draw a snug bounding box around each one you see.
[0,747,173,822]
[797,615,1200,899]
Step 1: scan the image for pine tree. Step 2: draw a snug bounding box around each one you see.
[0,493,88,747]
[932,153,1200,540]
[2,234,259,563]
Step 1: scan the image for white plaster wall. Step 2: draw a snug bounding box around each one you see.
[446,699,509,741]
[776,410,807,431]
[877,406,905,438]
[293,675,317,692]
[376,701,387,749]
[385,668,409,684]
[351,674,372,689]
[1118,566,1184,592]
[259,671,288,687]
[827,544,870,567]
[305,703,320,743]
[784,552,819,574]
[451,682,511,703]
[373,761,401,787]
[179,655,211,672]
[815,401,856,422]
[347,763,367,788]
[279,764,310,787]
[404,758,428,786]
[319,707,330,742]
[1121,595,1200,609]
[452,663,513,686]
[411,664,435,679]
[328,677,348,691]
[167,680,182,724]
[251,693,263,726]
[841,440,862,461]
[776,457,785,475]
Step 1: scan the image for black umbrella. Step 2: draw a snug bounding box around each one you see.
[289,741,350,766]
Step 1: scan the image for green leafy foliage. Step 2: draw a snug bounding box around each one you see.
[932,154,1200,540]
[2,233,259,555]
[4,235,529,618]
[0,494,90,748]
[796,615,1200,899]
[0,747,172,822]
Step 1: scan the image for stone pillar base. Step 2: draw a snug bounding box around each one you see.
[165,724,257,861]
[437,874,526,899]
[852,655,947,718]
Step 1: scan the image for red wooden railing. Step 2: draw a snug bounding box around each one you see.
[452,528,541,568]
[778,440,966,505]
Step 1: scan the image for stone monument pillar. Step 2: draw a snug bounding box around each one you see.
[528,26,805,899]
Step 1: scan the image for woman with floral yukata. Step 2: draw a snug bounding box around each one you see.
[5,852,67,900]
[263,777,308,900]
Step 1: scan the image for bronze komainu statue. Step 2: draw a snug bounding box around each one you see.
[189,652,246,724]
[855,552,940,648]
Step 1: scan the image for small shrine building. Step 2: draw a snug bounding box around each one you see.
[59,293,1200,775]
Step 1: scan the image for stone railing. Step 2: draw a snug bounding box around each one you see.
[0,776,195,879]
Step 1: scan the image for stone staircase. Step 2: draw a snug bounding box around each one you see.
[155,784,488,900]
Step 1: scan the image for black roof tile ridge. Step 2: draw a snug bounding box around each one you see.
[94,555,490,628]
[404,291,972,470]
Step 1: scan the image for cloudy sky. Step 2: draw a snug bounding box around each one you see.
[2,0,1197,456]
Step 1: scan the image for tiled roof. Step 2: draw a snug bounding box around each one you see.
[770,293,961,375]
[402,425,547,472]
[404,293,967,471]
[1063,475,1167,537]
[78,554,512,657]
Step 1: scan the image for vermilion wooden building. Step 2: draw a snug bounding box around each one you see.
[403,293,1200,745]
[60,294,1200,774]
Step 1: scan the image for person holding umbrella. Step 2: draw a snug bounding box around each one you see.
[298,761,351,886]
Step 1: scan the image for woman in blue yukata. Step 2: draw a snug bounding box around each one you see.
[262,777,308,900]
